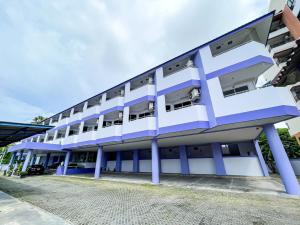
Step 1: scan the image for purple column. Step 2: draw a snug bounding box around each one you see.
[95,146,103,179]
[263,124,300,195]
[44,153,51,169]
[151,139,160,184]
[253,140,269,177]
[212,143,226,176]
[63,151,71,175]
[22,150,32,172]
[179,145,189,175]
[133,150,139,173]
[116,151,122,172]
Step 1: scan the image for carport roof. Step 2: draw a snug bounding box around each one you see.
[0,121,53,147]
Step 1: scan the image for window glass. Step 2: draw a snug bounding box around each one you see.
[235,85,249,93]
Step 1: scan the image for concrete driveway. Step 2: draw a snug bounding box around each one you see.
[0,175,299,225]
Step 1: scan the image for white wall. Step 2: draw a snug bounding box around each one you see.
[224,157,263,176]
[188,158,216,174]
[156,67,200,92]
[121,160,133,172]
[161,159,181,173]
[107,160,116,171]
[140,160,152,172]
[124,84,155,103]
[208,78,296,118]
[286,115,300,136]
[290,159,300,175]
[200,41,270,75]
[157,101,208,128]
[122,116,156,135]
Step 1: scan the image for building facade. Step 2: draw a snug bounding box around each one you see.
[8,12,300,195]
[263,0,300,144]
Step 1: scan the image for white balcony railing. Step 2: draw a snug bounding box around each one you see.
[125,84,155,103]
[157,67,200,92]
[77,131,96,143]
[101,96,124,112]
[81,105,101,119]
[95,125,122,140]
[212,86,297,118]
[123,117,156,135]
[158,104,208,129]
[201,41,272,75]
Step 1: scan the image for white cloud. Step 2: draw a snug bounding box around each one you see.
[0,0,269,122]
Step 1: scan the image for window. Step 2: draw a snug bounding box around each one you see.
[166,105,171,112]
[173,101,192,110]
[235,85,249,94]
[103,121,112,128]
[83,126,88,132]
[129,114,137,121]
[223,85,249,97]
[221,144,240,156]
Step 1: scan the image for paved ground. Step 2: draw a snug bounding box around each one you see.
[0,190,70,225]
[72,173,286,196]
[0,175,299,225]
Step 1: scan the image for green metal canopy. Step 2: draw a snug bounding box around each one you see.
[0,121,53,147]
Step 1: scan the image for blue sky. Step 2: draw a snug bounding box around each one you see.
[0,0,269,122]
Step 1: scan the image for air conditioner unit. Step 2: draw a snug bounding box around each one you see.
[148,102,155,112]
[118,111,123,119]
[189,88,201,102]
[119,89,125,97]
[186,59,193,67]
[146,76,154,84]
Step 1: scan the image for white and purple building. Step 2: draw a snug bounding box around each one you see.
[8,12,300,195]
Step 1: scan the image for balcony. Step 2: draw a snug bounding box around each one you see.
[63,135,78,145]
[270,41,297,55]
[158,104,209,133]
[125,84,155,104]
[156,67,200,92]
[95,125,122,142]
[81,105,101,119]
[201,41,272,75]
[77,131,96,143]
[122,117,156,139]
[67,112,82,124]
[268,27,289,40]
[211,84,298,120]
[101,96,124,113]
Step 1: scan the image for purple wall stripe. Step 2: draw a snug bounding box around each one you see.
[206,55,273,80]
[216,105,300,125]
[122,130,156,140]
[159,121,209,135]
[81,113,101,122]
[157,79,200,96]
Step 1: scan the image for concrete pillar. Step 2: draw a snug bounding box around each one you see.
[8,152,17,167]
[263,124,300,195]
[151,139,160,184]
[44,153,51,169]
[253,140,269,177]
[179,145,189,175]
[30,154,36,166]
[22,150,33,172]
[116,151,122,172]
[212,143,227,176]
[133,150,139,173]
[63,151,71,176]
[94,146,103,179]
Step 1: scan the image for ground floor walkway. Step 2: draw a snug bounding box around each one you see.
[70,172,287,196]
[0,190,69,225]
[1,175,300,225]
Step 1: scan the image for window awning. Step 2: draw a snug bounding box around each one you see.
[0,121,53,147]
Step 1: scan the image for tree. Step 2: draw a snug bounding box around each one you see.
[32,116,46,124]
[259,128,300,173]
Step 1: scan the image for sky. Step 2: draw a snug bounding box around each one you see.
[0,0,270,123]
